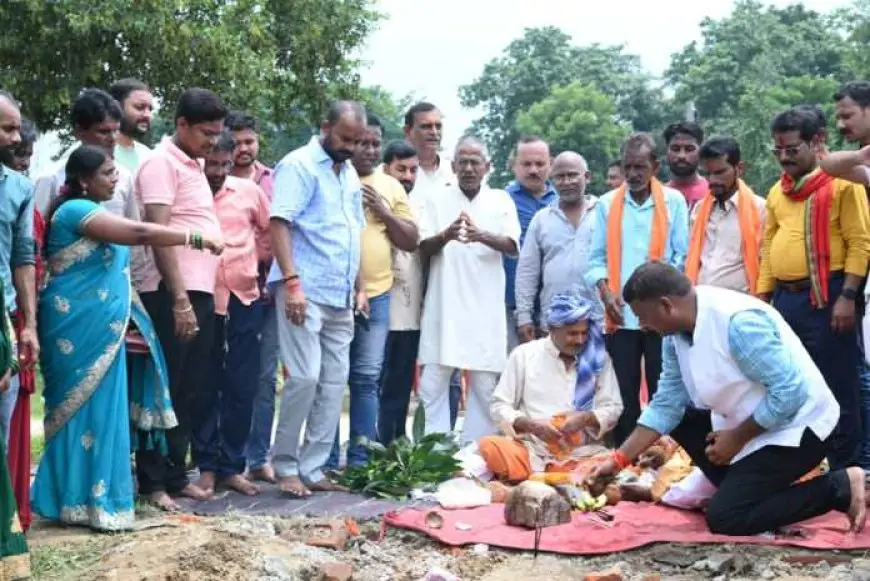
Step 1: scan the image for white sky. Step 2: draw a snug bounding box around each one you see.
[358,0,848,150]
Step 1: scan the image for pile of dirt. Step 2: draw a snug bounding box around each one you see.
[27,514,870,581]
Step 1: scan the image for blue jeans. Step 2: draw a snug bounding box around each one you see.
[449,370,461,430]
[327,292,391,468]
[0,374,19,445]
[378,330,420,444]
[193,295,264,478]
[245,299,280,470]
[773,274,863,470]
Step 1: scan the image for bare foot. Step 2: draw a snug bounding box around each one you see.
[148,491,181,512]
[196,471,217,494]
[278,476,311,498]
[177,483,213,502]
[846,466,867,532]
[248,464,277,484]
[223,474,260,496]
[307,479,348,493]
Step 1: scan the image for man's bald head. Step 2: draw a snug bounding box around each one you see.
[0,91,22,152]
[550,150,589,204]
[320,100,367,163]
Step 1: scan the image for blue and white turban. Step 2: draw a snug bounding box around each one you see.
[546,292,606,411]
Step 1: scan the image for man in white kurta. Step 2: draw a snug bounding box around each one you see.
[417,138,521,444]
[588,261,866,536]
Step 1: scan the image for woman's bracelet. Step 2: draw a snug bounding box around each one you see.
[172,304,193,313]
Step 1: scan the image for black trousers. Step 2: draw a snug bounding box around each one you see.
[672,408,851,535]
[135,285,216,494]
[605,329,662,445]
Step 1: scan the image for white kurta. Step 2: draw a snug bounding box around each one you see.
[418,184,521,373]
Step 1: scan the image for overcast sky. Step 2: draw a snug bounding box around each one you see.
[359,0,848,150]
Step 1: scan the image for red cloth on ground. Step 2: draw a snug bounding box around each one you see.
[6,209,45,531]
[385,503,870,555]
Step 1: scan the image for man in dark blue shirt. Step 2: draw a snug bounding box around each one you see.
[503,136,556,352]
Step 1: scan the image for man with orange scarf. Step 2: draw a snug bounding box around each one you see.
[759,107,870,469]
[585,133,689,445]
[685,137,766,294]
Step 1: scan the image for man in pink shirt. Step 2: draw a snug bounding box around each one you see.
[664,122,709,209]
[134,88,227,512]
[193,132,270,497]
[225,110,281,484]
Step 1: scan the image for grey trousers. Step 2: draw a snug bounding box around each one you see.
[271,288,354,483]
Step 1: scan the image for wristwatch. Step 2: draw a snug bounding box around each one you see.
[842,288,858,301]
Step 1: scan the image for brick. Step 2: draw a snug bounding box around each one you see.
[319,561,353,581]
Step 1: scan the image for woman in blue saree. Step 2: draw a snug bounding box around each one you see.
[32,145,223,531]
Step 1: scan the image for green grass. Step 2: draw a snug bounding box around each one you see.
[30,537,118,580]
[30,369,45,462]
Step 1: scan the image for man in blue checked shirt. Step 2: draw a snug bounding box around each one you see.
[588,261,867,536]
[267,100,368,499]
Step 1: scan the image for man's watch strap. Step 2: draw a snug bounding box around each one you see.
[842,287,858,301]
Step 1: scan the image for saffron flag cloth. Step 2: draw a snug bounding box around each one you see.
[685,179,761,294]
[605,179,669,331]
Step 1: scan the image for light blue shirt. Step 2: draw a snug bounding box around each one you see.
[639,309,809,435]
[0,166,34,309]
[503,180,557,308]
[267,137,365,309]
[584,186,689,330]
[515,199,602,327]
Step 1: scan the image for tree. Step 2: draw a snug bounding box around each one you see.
[516,83,628,192]
[459,27,663,186]
[0,0,381,132]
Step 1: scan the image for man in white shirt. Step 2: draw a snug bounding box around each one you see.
[589,261,866,535]
[108,78,154,173]
[481,292,622,481]
[417,137,521,443]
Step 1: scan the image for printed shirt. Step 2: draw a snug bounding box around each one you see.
[213,176,271,315]
[503,180,557,308]
[758,177,870,293]
[585,186,690,330]
[360,171,414,298]
[639,309,810,435]
[515,199,602,328]
[135,136,222,294]
[0,166,35,309]
[267,136,364,309]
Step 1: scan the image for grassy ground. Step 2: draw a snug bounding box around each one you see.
[30,370,45,461]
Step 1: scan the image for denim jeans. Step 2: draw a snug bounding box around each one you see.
[193,295,264,478]
[378,329,420,444]
[271,292,354,484]
[327,292,391,468]
[245,299,280,470]
[449,370,461,430]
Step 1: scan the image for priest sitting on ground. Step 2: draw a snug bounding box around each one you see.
[478,292,623,482]
[587,261,868,535]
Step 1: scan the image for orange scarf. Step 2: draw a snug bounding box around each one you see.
[685,180,761,294]
[605,179,669,332]
[780,169,834,307]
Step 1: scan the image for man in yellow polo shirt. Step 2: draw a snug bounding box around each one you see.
[759,106,870,470]
[327,114,419,470]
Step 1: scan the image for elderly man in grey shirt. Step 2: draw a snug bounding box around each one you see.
[515,151,603,343]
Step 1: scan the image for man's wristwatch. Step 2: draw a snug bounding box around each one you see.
[842,288,858,301]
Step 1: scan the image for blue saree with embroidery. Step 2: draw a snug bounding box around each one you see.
[32,199,175,531]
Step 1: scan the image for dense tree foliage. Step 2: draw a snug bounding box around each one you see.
[462,0,870,191]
